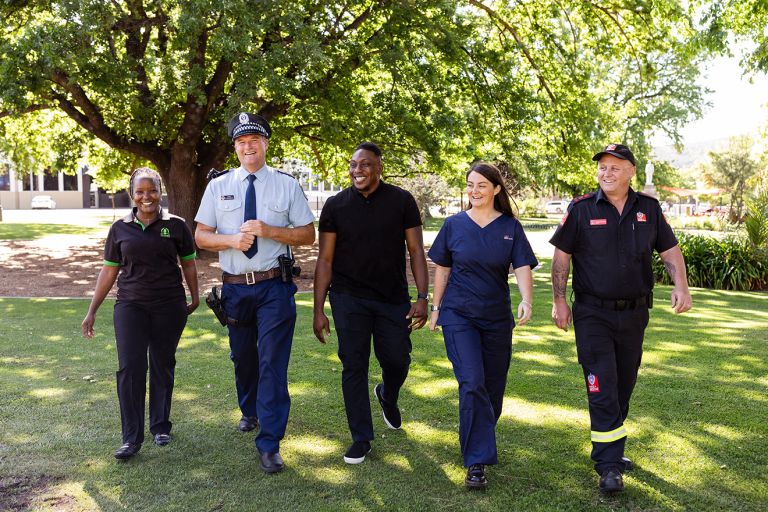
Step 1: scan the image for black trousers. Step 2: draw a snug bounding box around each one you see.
[572,301,649,474]
[329,291,411,442]
[113,300,188,444]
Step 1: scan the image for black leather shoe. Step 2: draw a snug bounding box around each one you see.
[465,464,488,489]
[114,442,141,460]
[374,383,402,429]
[239,416,259,432]
[259,451,284,473]
[599,469,624,493]
[154,433,171,446]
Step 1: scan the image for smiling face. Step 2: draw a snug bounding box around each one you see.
[132,177,161,217]
[466,170,501,210]
[234,133,269,172]
[597,154,636,196]
[349,148,382,196]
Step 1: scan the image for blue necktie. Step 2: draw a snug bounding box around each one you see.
[243,174,258,258]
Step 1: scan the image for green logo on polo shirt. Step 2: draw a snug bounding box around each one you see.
[160,227,170,238]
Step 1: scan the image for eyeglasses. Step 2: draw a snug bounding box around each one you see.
[349,162,374,171]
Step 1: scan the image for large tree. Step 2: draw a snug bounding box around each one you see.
[1,1,709,223]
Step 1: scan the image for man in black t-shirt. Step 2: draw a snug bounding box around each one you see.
[549,143,692,493]
[313,142,429,465]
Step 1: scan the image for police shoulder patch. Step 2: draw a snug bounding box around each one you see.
[567,192,596,212]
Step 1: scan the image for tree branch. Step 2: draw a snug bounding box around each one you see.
[0,104,53,119]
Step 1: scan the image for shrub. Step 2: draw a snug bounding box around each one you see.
[744,189,768,248]
[653,232,768,291]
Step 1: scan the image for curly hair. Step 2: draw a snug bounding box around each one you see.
[129,167,163,196]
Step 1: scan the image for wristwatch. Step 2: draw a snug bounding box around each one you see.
[431,304,440,312]
[417,292,428,300]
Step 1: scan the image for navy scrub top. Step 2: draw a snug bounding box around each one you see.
[428,211,538,327]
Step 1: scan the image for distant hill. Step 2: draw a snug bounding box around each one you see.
[652,137,732,170]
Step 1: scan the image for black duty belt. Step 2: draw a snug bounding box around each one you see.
[222,268,280,285]
[575,292,651,311]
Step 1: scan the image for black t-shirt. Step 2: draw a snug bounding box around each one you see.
[103,208,196,305]
[549,188,677,300]
[318,182,422,304]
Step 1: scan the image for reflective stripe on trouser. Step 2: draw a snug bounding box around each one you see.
[572,301,648,474]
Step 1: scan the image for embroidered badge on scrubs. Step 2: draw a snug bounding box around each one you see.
[160,227,170,238]
[587,373,600,393]
[503,235,514,240]
[636,211,647,222]
[590,218,607,226]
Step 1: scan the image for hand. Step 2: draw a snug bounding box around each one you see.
[82,313,96,339]
[429,310,440,331]
[517,300,532,326]
[406,299,428,330]
[187,297,200,315]
[670,288,692,314]
[551,299,572,331]
[231,232,256,251]
[241,220,272,238]
[313,311,331,344]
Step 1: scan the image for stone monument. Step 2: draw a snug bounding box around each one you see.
[643,161,657,198]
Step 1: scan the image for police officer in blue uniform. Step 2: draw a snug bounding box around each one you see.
[550,144,692,493]
[195,112,315,473]
[428,162,538,489]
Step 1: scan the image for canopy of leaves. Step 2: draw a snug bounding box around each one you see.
[1,1,711,221]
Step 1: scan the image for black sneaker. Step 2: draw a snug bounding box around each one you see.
[465,464,488,489]
[599,469,624,493]
[374,383,401,429]
[343,441,372,464]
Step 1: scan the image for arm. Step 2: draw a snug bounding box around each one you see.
[551,248,573,331]
[240,221,315,246]
[658,245,692,314]
[195,222,256,252]
[313,231,336,344]
[180,258,200,315]
[81,265,120,339]
[513,265,534,326]
[429,264,451,331]
[405,226,429,330]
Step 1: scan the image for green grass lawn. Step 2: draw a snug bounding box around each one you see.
[1,271,766,511]
[0,223,103,240]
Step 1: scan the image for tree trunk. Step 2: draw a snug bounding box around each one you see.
[160,150,217,231]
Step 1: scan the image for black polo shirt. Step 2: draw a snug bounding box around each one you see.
[549,188,677,300]
[103,208,196,305]
[319,181,422,304]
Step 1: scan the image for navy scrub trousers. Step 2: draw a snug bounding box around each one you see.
[113,300,188,445]
[329,290,412,442]
[223,278,298,454]
[572,301,649,474]
[442,314,513,467]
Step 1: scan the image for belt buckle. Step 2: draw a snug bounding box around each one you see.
[245,271,256,285]
[615,300,627,311]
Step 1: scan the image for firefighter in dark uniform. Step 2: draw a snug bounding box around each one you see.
[549,144,692,493]
[195,113,315,473]
[82,167,199,460]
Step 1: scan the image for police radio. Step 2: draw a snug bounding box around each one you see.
[278,247,301,284]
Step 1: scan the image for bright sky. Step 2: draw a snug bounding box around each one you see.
[654,54,768,146]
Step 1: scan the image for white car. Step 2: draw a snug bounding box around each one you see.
[545,200,569,214]
[30,195,57,209]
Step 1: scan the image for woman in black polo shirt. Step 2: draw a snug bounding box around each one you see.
[82,168,199,460]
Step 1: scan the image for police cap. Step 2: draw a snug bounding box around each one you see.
[227,112,272,141]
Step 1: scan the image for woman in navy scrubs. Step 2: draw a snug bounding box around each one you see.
[82,168,199,460]
[429,162,537,489]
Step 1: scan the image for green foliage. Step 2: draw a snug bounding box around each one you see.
[699,0,768,73]
[392,173,455,219]
[654,232,768,290]
[701,136,762,222]
[744,188,768,248]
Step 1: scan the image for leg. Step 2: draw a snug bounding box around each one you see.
[147,300,188,436]
[371,299,411,408]
[222,284,260,418]
[572,302,625,475]
[113,302,151,445]
[443,322,499,467]
[479,321,513,422]
[330,291,375,442]
[615,308,649,422]
[253,280,297,454]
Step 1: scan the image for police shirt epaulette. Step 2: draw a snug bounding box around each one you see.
[207,168,232,180]
[277,170,296,180]
[637,191,660,202]
[567,192,596,212]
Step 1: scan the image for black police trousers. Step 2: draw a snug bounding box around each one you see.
[572,301,649,474]
[113,300,188,444]
[329,291,412,442]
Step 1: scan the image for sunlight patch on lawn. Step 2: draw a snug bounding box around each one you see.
[698,423,745,441]
[406,422,456,446]
[32,480,100,511]
[44,335,64,342]
[410,378,456,398]
[29,387,68,398]
[283,435,339,456]
[654,341,695,353]
[380,453,413,472]
[501,397,586,425]
[514,351,565,367]
[289,381,330,397]
[173,391,199,401]
[20,367,51,379]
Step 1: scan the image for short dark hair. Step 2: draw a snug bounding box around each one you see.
[129,167,163,196]
[354,141,382,157]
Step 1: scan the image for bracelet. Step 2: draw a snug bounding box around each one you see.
[520,300,532,307]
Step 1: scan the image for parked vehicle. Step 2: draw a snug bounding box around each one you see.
[30,195,57,209]
[545,200,569,214]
